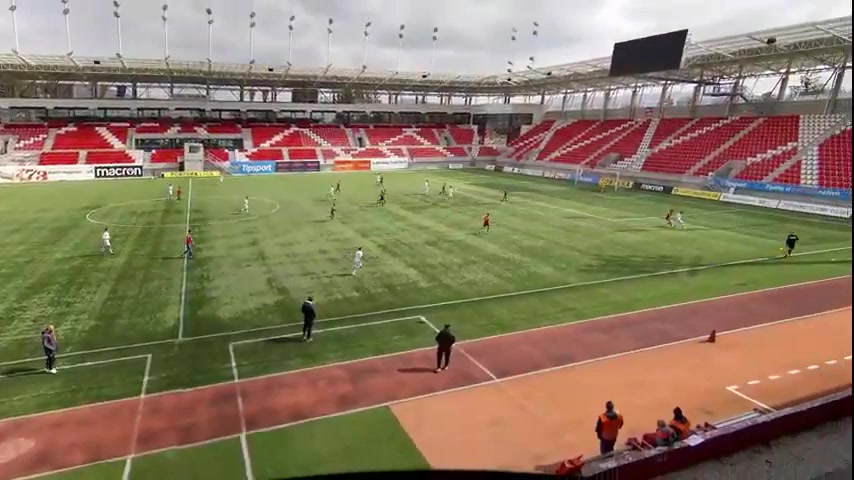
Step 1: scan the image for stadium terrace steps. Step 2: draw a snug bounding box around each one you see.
[733,147,799,181]
[689,117,765,176]
[614,118,659,169]
[150,149,183,164]
[448,126,476,146]
[547,120,634,164]
[640,117,750,174]
[534,120,598,161]
[510,120,557,160]
[0,125,50,151]
[286,148,320,160]
[764,115,847,186]
[585,119,651,167]
[38,151,82,166]
[817,126,852,189]
[84,150,137,165]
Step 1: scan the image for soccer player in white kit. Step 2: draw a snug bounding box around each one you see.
[220,175,224,184]
[242,196,250,214]
[448,185,455,199]
[102,228,114,255]
[424,179,430,194]
[327,185,336,200]
[167,184,174,200]
[675,211,685,228]
[352,247,363,276]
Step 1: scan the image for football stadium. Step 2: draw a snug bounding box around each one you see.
[0,2,852,479]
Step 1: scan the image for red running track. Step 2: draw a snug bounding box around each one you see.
[0,276,850,479]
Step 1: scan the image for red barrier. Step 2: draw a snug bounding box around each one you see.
[582,389,853,479]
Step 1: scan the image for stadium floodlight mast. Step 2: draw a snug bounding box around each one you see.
[361,21,372,71]
[112,1,123,59]
[8,0,21,54]
[205,7,214,64]
[527,21,539,70]
[161,2,170,61]
[326,17,334,67]
[287,15,296,67]
[249,10,257,65]
[60,0,73,57]
[509,26,518,72]
[396,24,405,72]
[428,26,439,76]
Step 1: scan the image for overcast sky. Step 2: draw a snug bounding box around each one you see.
[0,0,850,74]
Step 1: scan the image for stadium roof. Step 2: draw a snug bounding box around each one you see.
[0,16,850,96]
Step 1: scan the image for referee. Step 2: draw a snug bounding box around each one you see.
[434,324,456,373]
[301,297,316,342]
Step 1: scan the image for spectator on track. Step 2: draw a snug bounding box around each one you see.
[595,401,624,455]
[669,407,693,440]
[41,325,58,374]
[301,297,316,342]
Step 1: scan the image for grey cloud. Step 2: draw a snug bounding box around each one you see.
[0,0,848,76]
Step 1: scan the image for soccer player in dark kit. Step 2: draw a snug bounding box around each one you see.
[783,232,799,258]
[301,297,316,342]
[433,324,456,373]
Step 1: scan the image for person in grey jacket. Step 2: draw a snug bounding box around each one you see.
[41,325,58,374]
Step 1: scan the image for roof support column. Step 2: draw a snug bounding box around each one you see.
[656,82,669,117]
[539,91,546,105]
[580,91,589,119]
[824,50,849,115]
[601,88,611,120]
[131,82,138,99]
[689,69,704,118]
[725,65,744,117]
[560,90,569,116]
[776,60,792,102]
[628,86,639,119]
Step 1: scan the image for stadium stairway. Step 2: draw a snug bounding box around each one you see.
[510,120,557,160]
[687,117,764,176]
[546,120,634,164]
[534,120,598,161]
[584,119,651,166]
[765,115,848,186]
[640,117,745,174]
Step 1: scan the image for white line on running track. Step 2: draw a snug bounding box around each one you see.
[419,316,497,380]
[726,386,776,412]
[177,178,193,341]
[122,354,152,480]
[0,264,849,371]
[11,308,843,478]
[229,344,255,480]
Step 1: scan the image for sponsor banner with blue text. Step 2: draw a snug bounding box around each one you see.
[230,161,275,175]
[575,172,600,184]
[163,170,221,178]
[713,177,851,201]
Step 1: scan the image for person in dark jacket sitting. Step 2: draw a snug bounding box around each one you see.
[433,324,456,373]
[301,297,316,342]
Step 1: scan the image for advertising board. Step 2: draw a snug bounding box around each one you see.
[275,161,320,173]
[333,160,372,172]
[448,163,464,169]
[162,170,221,178]
[776,200,852,218]
[632,181,673,194]
[575,172,600,184]
[671,187,722,200]
[519,168,544,177]
[484,164,495,171]
[598,177,634,189]
[0,165,96,183]
[719,193,780,208]
[94,165,143,179]
[713,177,851,201]
[229,161,275,175]
[370,158,408,171]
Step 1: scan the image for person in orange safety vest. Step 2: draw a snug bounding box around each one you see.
[595,401,624,455]
[669,407,692,440]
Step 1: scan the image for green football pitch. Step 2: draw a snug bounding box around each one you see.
[0,169,850,479]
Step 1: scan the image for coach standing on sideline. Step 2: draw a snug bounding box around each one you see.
[301,297,316,342]
[41,325,58,374]
[434,324,456,373]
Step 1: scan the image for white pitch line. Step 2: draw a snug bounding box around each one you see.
[229,344,255,480]
[0,333,38,341]
[825,360,838,365]
[747,380,761,385]
[230,315,423,347]
[418,316,498,380]
[0,354,149,379]
[807,365,820,370]
[726,386,776,412]
[768,375,781,380]
[122,354,152,480]
[845,356,852,361]
[177,178,193,341]
[788,369,801,375]
[0,271,849,371]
